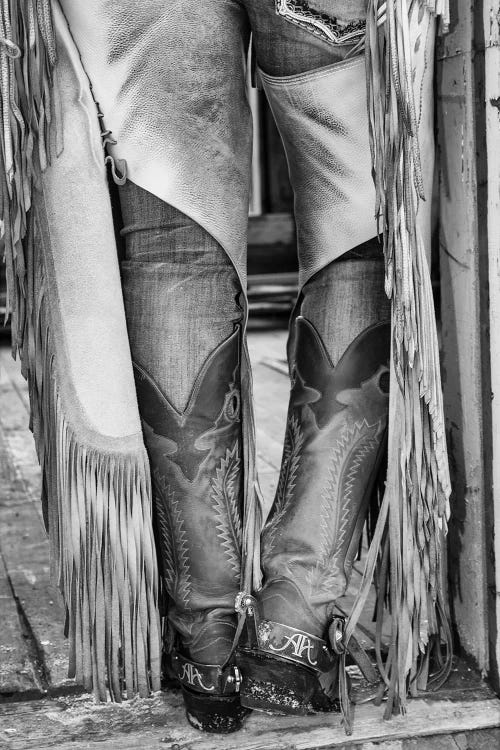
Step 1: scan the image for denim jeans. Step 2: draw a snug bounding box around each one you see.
[119,182,243,411]
[117,0,390,410]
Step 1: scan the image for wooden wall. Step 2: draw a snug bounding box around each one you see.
[483,0,500,693]
[437,0,499,690]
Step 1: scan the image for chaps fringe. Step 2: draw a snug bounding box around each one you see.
[1,1,161,699]
[1,0,56,352]
[345,0,452,718]
[30,238,161,700]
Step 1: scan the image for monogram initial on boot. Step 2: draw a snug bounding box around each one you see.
[237,317,390,714]
[133,326,249,732]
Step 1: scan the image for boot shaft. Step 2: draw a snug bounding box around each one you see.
[134,327,244,661]
[262,317,390,625]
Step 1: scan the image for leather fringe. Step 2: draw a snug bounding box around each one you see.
[28,236,161,699]
[345,0,452,718]
[1,1,161,699]
[0,0,57,352]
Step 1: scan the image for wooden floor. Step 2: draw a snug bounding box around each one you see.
[1,323,500,749]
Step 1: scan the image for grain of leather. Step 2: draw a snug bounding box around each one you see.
[57,0,378,284]
[58,0,253,284]
[260,57,377,286]
[40,4,143,440]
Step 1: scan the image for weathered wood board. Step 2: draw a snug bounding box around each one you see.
[248,329,289,514]
[0,377,42,697]
[483,0,500,694]
[0,553,40,697]
[437,0,490,675]
[0,354,43,514]
[1,691,499,750]
[0,357,75,692]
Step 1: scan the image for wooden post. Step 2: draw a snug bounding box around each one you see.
[483,0,500,692]
[437,1,491,674]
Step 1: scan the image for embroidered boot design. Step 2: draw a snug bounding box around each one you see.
[133,326,248,732]
[238,317,389,715]
[262,413,304,557]
[150,472,192,610]
[211,442,243,580]
[261,318,389,612]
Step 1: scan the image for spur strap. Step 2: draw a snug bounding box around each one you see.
[257,619,336,673]
[171,651,242,695]
[238,594,379,684]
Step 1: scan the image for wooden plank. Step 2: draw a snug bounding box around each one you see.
[437,2,489,672]
[0,413,45,697]
[0,362,76,692]
[255,460,280,521]
[0,692,499,750]
[255,424,285,471]
[0,363,43,514]
[251,353,290,518]
[252,362,289,446]
[483,0,500,695]
[0,555,40,697]
[0,348,30,412]
[247,327,289,367]
[249,328,288,514]
[0,481,74,691]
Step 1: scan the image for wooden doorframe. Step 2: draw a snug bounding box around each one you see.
[482,0,500,694]
[437,0,500,691]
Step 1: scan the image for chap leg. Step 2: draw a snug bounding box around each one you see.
[238,0,390,714]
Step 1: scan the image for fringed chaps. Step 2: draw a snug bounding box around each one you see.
[1,0,453,718]
[1,1,161,699]
[344,0,452,718]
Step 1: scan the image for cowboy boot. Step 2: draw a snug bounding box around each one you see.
[133,325,249,733]
[237,316,390,714]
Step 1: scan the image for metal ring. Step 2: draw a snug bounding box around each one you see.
[329,616,346,655]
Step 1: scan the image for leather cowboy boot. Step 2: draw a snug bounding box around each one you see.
[133,326,248,733]
[237,316,390,714]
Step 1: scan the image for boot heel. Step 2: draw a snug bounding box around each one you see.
[182,686,250,733]
[237,649,320,715]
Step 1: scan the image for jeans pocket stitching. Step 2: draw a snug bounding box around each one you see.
[275,0,366,47]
